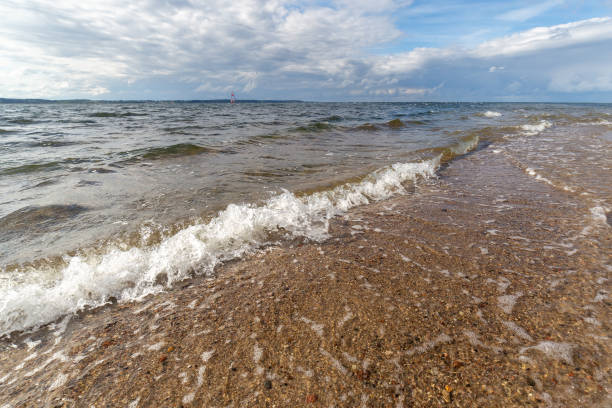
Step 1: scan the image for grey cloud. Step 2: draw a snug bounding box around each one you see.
[0,1,610,101]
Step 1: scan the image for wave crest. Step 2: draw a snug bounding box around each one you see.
[0,136,479,337]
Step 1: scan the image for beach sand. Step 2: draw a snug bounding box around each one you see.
[1,146,610,407]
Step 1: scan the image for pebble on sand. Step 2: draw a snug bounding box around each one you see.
[306,394,318,403]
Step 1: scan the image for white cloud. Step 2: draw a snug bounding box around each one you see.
[549,66,612,92]
[0,1,610,100]
[399,85,440,95]
[372,47,456,75]
[497,0,564,22]
[89,86,110,96]
[367,17,612,82]
[0,0,402,98]
[474,17,612,57]
[332,0,413,13]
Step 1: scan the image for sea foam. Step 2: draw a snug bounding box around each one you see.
[0,152,454,336]
[520,120,552,135]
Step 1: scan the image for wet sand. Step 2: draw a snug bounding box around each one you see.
[1,146,610,407]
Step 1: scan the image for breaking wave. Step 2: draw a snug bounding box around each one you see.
[0,135,478,337]
[521,120,552,135]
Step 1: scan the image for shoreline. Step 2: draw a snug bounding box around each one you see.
[1,146,610,407]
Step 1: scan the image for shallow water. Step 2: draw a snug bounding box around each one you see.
[0,101,610,336]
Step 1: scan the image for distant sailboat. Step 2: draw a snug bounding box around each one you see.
[230,92,236,104]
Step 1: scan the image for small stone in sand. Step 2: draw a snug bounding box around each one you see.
[306,394,318,403]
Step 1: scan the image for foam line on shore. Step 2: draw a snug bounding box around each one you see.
[0,138,479,337]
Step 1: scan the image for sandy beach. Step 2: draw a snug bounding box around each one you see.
[0,144,610,407]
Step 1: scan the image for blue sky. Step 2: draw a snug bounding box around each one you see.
[1,0,611,101]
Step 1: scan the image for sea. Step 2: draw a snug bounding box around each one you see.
[0,101,610,337]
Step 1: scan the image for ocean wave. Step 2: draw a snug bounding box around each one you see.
[594,119,612,126]
[0,161,61,176]
[482,111,502,118]
[355,123,379,131]
[520,120,552,135]
[87,112,147,118]
[236,133,292,146]
[387,119,405,128]
[0,135,479,337]
[0,205,88,233]
[352,119,424,132]
[7,118,37,125]
[114,143,219,163]
[0,158,441,335]
[57,119,98,124]
[0,158,90,176]
[294,122,335,132]
[162,125,206,134]
[27,140,82,148]
[140,143,217,160]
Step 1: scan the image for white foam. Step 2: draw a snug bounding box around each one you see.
[502,321,533,341]
[128,397,141,408]
[0,152,458,336]
[590,206,609,226]
[524,168,554,186]
[463,330,502,353]
[521,120,552,135]
[201,349,215,362]
[483,111,502,118]
[497,292,522,314]
[49,373,68,390]
[301,317,324,337]
[182,393,195,404]
[196,365,206,387]
[253,344,263,364]
[147,341,166,351]
[320,348,348,375]
[521,341,574,364]
[338,311,354,327]
[406,333,452,356]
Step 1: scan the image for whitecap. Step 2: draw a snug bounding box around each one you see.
[521,120,552,135]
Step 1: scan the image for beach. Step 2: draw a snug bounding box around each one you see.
[1,139,610,407]
[2,0,612,404]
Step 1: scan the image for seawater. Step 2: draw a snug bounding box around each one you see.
[0,102,610,336]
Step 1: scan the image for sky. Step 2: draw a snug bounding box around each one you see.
[1,0,611,101]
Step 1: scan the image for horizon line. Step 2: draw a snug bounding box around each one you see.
[1,97,611,104]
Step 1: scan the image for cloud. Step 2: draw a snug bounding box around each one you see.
[549,62,612,92]
[89,86,110,96]
[332,0,413,13]
[368,83,443,96]
[474,17,612,57]
[497,0,564,22]
[369,17,612,74]
[0,0,403,98]
[363,17,612,98]
[0,1,610,100]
